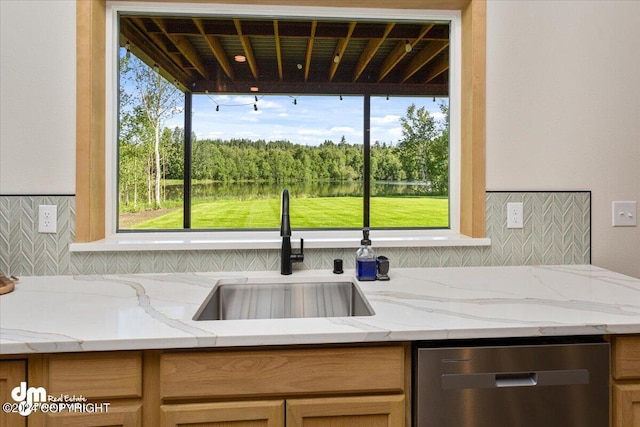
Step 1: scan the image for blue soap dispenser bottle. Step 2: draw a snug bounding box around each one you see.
[356,228,377,281]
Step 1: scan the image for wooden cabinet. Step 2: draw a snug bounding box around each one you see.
[33,352,144,427]
[4,344,407,426]
[159,345,408,427]
[158,395,405,427]
[611,335,640,427]
[0,359,27,427]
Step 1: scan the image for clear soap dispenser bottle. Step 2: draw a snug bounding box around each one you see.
[356,228,377,281]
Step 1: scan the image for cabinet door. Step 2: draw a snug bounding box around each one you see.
[161,400,284,427]
[613,384,640,427]
[286,395,404,427]
[0,360,27,427]
[45,404,141,427]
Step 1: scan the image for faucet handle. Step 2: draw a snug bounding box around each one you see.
[292,238,304,263]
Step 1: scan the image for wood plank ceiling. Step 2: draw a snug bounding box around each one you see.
[120,15,450,96]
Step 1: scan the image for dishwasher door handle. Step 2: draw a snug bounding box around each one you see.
[442,369,590,390]
[495,372,537,387]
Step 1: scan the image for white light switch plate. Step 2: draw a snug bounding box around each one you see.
[38,205,57,233]
[612,201,637,227]
[507,202,524,229]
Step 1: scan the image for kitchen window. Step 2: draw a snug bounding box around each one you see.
[78,2,484,247]
[114,6,458,232]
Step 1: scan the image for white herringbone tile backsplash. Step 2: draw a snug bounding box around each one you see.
[0,192,590,276]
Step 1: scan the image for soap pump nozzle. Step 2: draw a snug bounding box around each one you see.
[361,227,371,246]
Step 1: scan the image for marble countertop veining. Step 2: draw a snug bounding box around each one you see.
[1,265,639,355]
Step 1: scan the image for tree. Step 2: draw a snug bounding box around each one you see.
[429,104,450,194]
[121,55,183,207]
[397,104,448,195]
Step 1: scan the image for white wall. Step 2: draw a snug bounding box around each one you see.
[486,0,640,277]
[0,0,76,194]
[1,0,638,277]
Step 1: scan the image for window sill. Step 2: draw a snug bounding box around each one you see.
[69,230,490,252]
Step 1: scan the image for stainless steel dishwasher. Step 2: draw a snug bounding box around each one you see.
[413,337,609,427]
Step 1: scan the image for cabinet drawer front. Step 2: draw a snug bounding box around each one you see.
[612,335,640,380]
[161,400,284,427]
[160,346,405,399]
[48,352,142,399]
[286,395,405,427]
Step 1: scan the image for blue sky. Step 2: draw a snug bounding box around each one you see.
[167,94,447,146]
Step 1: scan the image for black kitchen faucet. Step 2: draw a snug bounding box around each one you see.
[280,189,304,275]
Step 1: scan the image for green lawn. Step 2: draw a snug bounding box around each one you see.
[127,196,448,229]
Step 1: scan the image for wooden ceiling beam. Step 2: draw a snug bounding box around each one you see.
[353,23,394,83]
[152,18,210,81]
[234,19,259,81]
[329,22,356,82]
[193,18,234,81]
[130,18,184,70]
[274,20,284,81]
[121,19,194,88]
[401,40,448,83]
[192,79,448,97]
[377,24,433,82]
[304,21,317,83]
[424,51,449,83]
[161,19,448,41]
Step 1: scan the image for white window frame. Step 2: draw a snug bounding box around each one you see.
[69,1,489,252]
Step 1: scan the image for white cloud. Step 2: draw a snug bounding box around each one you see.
[431,111,446,121]
[387,126,403,140]
[203,131,225,138]
[330,126,356,134]
[297,128,324,136]
[371,114,401,125]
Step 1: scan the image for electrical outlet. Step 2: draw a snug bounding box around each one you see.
[612,201,637,227]
[507,202,524,229]
[38,205,57,233]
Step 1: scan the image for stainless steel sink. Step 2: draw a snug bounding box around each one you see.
[193,280,375,320]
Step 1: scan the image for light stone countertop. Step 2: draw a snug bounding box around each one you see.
[1,265,639,355]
